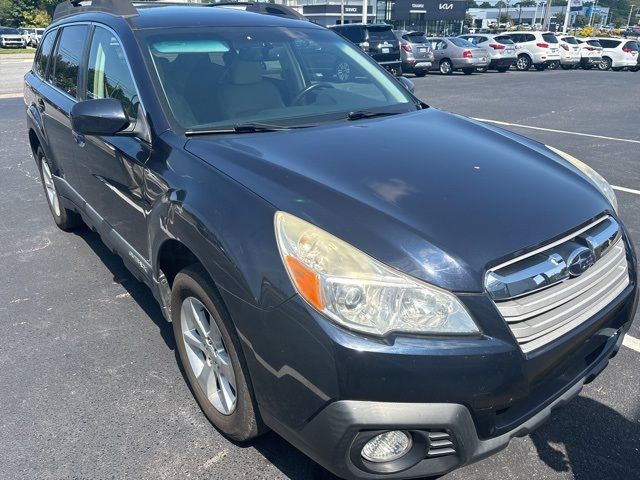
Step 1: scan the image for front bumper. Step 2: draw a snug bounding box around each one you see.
[264,324,631,480]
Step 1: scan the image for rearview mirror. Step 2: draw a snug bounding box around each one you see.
[396,76,415,94]
[70,99,130,136]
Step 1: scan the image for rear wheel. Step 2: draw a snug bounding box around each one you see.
[611,67,624,71]
[560,64,573,70]
[414,69,427,77]
[36,147,82,231]
[547,61,560,70]
[599,57,612,70]
[172,264,264,441]
[496,66,509,72]
[534,64,547,71]
[462,68,474,75]
[439,59,453,75]
[476,66,488,73]
[516,54,531,71]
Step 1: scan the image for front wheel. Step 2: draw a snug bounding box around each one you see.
[439,59,453,75]
[36,147,82,230]
[172,264,265,441]
[516,55,531,71]
[599,57,612,70]
[462,68,474,75]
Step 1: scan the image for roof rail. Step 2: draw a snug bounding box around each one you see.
[53,0,139,21]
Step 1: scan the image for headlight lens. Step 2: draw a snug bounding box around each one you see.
[547,145,618,213]
[274,212,479,336]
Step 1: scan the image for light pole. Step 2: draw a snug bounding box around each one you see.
[627,5,636,28]
[562,0,571,33]
[362,0,368,23]
[588,0,598,27]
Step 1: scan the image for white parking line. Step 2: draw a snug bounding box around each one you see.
[474,117,640,145]
[0,93,22,99]
[612,185,640,196]
[623,335,640,353]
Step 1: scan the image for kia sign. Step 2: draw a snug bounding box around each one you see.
[392,0,466,21]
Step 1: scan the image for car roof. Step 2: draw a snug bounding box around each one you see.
[53,4,319,30]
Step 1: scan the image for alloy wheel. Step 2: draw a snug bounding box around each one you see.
[40,157,61,217]
[336,61,351,81]
[440,60,452,74]
[516,55,530,71]
[180,296,237,415]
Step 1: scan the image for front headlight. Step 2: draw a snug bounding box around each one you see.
[275,212,479,336]
[547,145,618,213]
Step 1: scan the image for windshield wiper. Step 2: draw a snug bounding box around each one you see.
[346,110,404,121]
[185,122,311,136]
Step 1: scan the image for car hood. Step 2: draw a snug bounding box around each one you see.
[185,108,612,292]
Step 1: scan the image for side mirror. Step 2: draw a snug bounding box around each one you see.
[70,98,130,136]
[396,76,415,94]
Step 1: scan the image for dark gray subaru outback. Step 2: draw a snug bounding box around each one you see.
[24,1,637,479]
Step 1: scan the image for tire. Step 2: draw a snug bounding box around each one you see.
[560,64,573,70]
[439,59,453,75]
[516,54,531,71]
[476,66,488,73]
[599,57,612,70]
[36,147,82,231]
[496,66,509,72]
[611,67,623,71]
[462,68,474,75]
[534,64,547,71]
[414,69,427,77]
[547,61,560,70]
[172,264,265,442]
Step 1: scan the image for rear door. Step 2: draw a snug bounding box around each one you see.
[74,25,150,259]
[40,24,90,186]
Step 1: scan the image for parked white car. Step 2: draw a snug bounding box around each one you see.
[557,35,581,69]
[0,27,26,48]
[593,37,639,70]
[508,31,560,71]
[574,37,603,69]
[458,33,517,72]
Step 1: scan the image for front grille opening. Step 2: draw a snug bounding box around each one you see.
[487,217,629,353]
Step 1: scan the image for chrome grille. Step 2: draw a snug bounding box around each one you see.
[487,217,629,353]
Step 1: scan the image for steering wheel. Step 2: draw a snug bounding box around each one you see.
[292,82,335,106]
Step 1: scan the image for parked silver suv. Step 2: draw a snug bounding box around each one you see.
[458,33,516,72]
[394,30,434,77]
[509,31,560,71]
[0,27,26,48]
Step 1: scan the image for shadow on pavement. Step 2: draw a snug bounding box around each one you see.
[531,395,640,479]
[72,226,175,350]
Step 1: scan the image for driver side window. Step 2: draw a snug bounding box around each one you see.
[86,27,139,121]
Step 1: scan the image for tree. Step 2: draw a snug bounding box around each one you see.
[479,1,492,7]
[516,0,536,6]
[467,0,480,8]
[495,0,508,7]
[499,12,512,23]
[553,11,565,25]
[21,8,50,27]
[465,12,474,26]
[574,14,588,27]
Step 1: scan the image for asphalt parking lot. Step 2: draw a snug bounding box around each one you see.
[1,58,639,480]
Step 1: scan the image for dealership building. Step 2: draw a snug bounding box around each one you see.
[292,0,467,34]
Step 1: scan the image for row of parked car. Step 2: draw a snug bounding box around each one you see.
[329,23,640,76]
[0,26,44,48]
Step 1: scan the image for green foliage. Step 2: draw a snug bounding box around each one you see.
[479,1,492,7]
[574,14,588,27]
[465,12,474,26]
[0,0,54,27]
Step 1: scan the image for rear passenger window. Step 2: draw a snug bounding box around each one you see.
[86,27,139,121]
[50,25,89,98]
[34,30,57,78]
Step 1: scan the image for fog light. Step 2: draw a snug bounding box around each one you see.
[361,431,412,463]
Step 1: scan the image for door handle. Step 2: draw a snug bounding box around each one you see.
[36,98,45,112]
[72,131,86,147]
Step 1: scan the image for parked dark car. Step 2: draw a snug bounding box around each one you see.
[394,30,434,77]
[25,1,637,479]
[329,23,402,75]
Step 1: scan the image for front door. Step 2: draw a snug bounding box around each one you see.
[74,25,150,260]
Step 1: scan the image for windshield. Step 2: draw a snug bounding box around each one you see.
[367,26,396,43]
[140,27,415,132]
[449,37,475,48]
